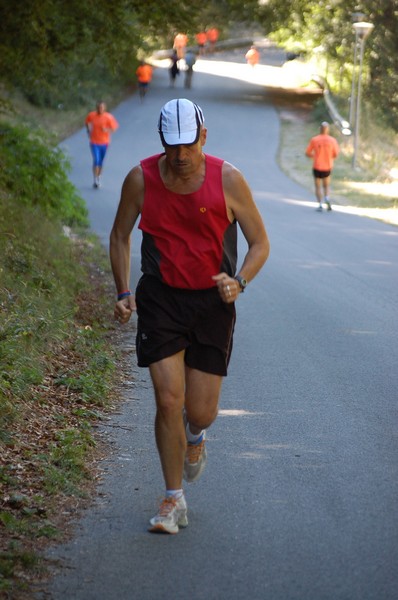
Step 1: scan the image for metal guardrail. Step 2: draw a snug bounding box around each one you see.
[311,75,352,135]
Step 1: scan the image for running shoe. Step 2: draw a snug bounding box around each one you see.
[326,200,332,211]
[316,205,323,212]
[183,434,207,483]
[148,495,188,534]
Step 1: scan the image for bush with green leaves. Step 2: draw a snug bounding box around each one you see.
[0,122,88,226]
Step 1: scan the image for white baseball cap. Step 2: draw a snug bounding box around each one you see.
[158,98,204,146]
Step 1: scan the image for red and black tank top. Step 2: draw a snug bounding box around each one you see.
[139,153,237,289]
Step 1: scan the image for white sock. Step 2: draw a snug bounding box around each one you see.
[185,422,204,444]
[166,489,184,500]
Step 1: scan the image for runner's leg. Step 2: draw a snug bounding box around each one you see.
[314,177,323,204]
[149,351,187,490]
[323,175,331,199]
[184,367,223,434]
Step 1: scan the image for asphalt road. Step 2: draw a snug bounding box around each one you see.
[40,54,398,600]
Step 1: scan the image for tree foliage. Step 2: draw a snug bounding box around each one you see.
[365,0,398,129]
[0,0,219,108]
[256,0,398,129]
[0,0,397,128]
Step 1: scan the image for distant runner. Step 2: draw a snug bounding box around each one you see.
[245,45,260,66]
[305,121,340,211]
[195,31,207,55]
[206,27,219,52]
[135,61,153,102]
[184,50,196,89]
[173,32,188,59]
[85,101,119,189]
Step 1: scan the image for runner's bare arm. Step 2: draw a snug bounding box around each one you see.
[305,141,314,157]
[223,161,270,282]
[110,166,144,322]
[213,162,270,303]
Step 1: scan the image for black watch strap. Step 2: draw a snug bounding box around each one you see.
[235,275,247,292]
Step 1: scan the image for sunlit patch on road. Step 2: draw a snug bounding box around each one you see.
[218,409,265,416]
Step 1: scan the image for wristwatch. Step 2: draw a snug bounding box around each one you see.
[235,275,248,292]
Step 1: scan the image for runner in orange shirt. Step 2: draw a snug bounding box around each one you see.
[245,46,260,66]
[195,31,207,55]
[173,33,188,59]
[305,121,340,211]
[136,61,153,101]
[206,27,219,52]
[85,101,119,188]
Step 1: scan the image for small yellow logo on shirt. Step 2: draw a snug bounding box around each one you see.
[200,207,207,213]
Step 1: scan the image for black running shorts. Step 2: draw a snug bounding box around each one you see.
[313,168,331,178]
[135,275,236,376]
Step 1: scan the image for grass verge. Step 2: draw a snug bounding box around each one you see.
[0,220,125,597]
[0,122,127,597]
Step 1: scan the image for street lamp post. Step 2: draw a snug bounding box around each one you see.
[351,21,374,169]
[349,29,359,127]
[349,12,366,129]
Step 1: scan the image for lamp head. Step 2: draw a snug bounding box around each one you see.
[353,21,374,40]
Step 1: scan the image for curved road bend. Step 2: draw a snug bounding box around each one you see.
[41,53,398,600]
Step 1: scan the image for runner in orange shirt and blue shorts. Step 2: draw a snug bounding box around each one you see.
[305,121,340,211]
[85,101,119,188]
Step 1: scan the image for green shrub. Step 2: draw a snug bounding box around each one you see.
[0,122,88,226]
